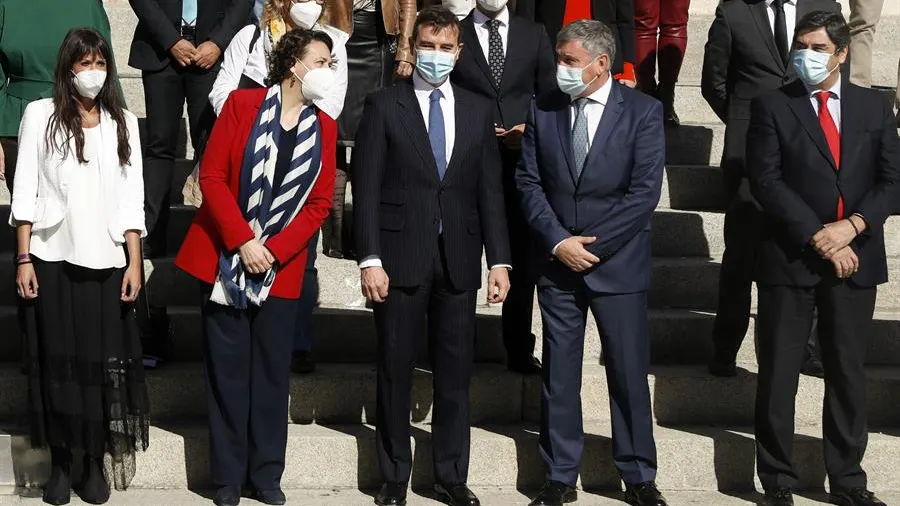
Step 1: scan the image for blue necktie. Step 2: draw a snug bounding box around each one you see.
[182,0,197,25]
[429,89,447,180]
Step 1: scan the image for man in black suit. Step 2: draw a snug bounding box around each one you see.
[450,0,556,375]
[351,7,512,506]
[128,0,251,363]
[701,0,840,378]
[748,11,899,506]
[516,19,667,506]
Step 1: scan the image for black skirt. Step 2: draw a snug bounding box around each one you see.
[22,259,150,490]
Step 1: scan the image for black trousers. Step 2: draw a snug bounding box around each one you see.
[501,146,537,360]
[537,279,656,486]
[755,281,875,492]
[712,194,765,363]
[374,239,477,486]
[141,63,217,257]
[1,137,17,193]
[202,291,297,489]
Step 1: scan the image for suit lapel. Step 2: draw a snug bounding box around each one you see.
[461,17,497,92]
[785,81,838,170]
[839,79,862,177]
[555,106,578,185]
[501,17,528,93]
[443,87,472,184]
[578,83,623,187]
[396,84,442,181]
[750,0,786,73]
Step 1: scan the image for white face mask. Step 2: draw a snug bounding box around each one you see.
[72,69,107,100]
[476,0,508,12]
[289,2,323,29]
[292,60,335,101]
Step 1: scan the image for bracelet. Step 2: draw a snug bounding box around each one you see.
[848,217,860,236]
[15,253,30,262]
[16,260,32,266]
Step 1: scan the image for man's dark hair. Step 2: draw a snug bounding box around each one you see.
[413,6,461,44]
[266,28,334,86]
[794,10,851,51]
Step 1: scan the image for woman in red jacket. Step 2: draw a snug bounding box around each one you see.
[174,29,336,506]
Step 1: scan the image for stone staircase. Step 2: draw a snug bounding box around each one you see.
[0,0,899,504]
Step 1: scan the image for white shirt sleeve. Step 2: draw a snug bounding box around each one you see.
[358,255,383,269]
[210,25,256,116]
[113,112,147,240]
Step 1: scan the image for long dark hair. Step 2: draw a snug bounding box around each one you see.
[47,28,131,166]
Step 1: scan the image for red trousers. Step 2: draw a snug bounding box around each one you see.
[634,0,690,90]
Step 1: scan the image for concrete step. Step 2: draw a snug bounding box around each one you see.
[0,363,898,427]
[7,490,900,506]
[3,421,900,492]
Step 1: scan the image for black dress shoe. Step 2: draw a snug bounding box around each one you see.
[213,486,241,506]
[529,481,577,506]
[253,489,286,505]
[708,360,737,377]
[761,487,793,506]
[508,356,542,375]
[291,350,316,374]
[624,481,668,506]
[375,482,407,506]
[434,483,480,506]
[43,448,72,505]
[831,488,886,506]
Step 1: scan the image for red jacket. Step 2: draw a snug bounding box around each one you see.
[175,88,337,300]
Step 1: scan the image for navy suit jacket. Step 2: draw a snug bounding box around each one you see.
[515,81,665,294]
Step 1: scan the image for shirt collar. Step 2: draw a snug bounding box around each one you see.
[765,0,797,6]
[572,73,613,106]
[412,70,455,101]
[472,6,510,27]
[804,74,842,101]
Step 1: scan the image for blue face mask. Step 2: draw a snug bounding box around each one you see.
[556,57,599,97]
[415,49,457,84]
[793,49,838,86]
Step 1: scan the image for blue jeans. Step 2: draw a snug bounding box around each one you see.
[293,231,319,353]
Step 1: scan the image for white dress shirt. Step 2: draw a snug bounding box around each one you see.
[472,6,509,62]
[10,99,146,269]
[765,0,798,41]
[552,75,613,254]
[358,72,510,271]
[209,23,350,120]
[806,74,842,134]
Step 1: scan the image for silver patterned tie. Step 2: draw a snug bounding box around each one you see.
[572,98,589,178]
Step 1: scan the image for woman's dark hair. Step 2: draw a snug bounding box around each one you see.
[794,11,851,51]
[47,28,131,166]
[265,29,334,86]
[413,6,461,45]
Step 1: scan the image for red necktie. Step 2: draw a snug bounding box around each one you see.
[816,91,843,219]
[563,0,592,26]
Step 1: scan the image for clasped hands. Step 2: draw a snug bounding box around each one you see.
[170,39,221,69]
[810,216,866,279]
[360,266,510,304]
[555,236,599,273]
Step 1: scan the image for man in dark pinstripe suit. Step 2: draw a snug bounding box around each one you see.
[351,7,512,506]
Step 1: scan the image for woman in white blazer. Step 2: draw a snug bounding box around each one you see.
[9,28,149,506]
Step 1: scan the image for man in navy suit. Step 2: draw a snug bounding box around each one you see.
[515,19,667,506]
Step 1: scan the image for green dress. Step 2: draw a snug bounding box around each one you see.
[0,0,124,138]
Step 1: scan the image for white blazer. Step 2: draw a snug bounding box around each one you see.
[209,23,350,120]
[8,98,146,245]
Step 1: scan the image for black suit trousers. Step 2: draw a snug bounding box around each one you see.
[141,63,218,256]
[501,146,537,358]
[202,291,297,489]
[374,238,477,486]
[537,274,657,486]
[755,281,874,492]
